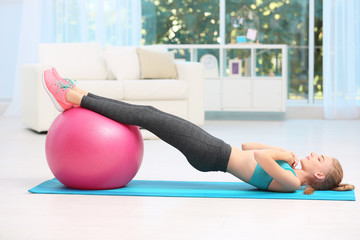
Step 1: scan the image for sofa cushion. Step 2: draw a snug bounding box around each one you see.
[38,43,107,80]
[104,46,140,80]
[136,48,178,79]
[123,80,188,100]
[76,80,124,100]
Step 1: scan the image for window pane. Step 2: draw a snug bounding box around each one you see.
[168,48,191,61]
[288,47,308,99]
[314,47,323,100]
[255,49,282,77]
[141,0,219,44]
[226,0,310,100]
[314,0,323,100]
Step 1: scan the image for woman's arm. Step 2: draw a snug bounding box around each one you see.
[242,142,287,152]
[254,150,300,192]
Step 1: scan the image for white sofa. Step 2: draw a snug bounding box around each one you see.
[21,43,204,137]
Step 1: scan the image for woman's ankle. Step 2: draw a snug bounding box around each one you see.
[73,87,88,96]
[66,89,83,106]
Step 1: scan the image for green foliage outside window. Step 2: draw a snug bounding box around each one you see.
[141,0,323,100]
[141,0,220,44]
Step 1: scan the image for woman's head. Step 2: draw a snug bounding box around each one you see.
[301,153,355,194]
[300,152,333,180]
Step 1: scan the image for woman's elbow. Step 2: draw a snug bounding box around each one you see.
[284,180,301,192]
[241,143,249,150]
[253,150,267,164]
[253,150,265,158]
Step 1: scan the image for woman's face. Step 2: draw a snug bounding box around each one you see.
[301,152,333,178]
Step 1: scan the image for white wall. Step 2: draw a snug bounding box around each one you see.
[0,0,22,100]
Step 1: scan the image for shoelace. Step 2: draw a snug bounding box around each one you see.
[65,78,77,87]
[55,78,77,93]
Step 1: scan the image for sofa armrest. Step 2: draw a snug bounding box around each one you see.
[21,64,58,132]
[176,62,204,125]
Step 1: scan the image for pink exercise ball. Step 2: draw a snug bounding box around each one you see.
[45,108,143,190]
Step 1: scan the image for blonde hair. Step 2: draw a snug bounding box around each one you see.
[303,158,355,195]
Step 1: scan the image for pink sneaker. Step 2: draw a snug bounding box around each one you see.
[42,69,75,112]
[52,67,77,88]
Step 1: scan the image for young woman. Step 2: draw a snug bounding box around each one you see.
[43,68,355,194]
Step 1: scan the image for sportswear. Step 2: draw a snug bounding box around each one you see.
[81,93,232,172]
[249,161,296,190]
[42,69,75,112]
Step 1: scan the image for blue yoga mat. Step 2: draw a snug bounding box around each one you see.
[29,178,355,201]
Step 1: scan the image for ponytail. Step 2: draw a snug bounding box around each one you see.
[303,185,315,195]
[332,183,355,191]
[303,183,355,195]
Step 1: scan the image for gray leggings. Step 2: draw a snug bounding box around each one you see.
[80,93,232,172]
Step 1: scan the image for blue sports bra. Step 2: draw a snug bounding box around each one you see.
[249,160,296,190]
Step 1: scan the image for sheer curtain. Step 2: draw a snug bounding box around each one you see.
[4,0,141,116]
[323,0,360,119]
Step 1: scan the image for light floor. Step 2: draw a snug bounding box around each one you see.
[0,116,359,240]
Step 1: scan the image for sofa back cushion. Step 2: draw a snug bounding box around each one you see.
[104,45,169,80]
[136,47,178,79]
[38,42,107,80]
[104,46,140,80]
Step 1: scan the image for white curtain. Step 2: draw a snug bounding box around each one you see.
[4,0,142,116]
[323,0,360,119]
[4,0,42,116]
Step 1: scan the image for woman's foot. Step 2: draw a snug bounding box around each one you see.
[52,67,88,96]
[42,69,75,112]
[52,67,77,89]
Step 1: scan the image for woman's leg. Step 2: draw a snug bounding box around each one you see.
[66,89,232,172]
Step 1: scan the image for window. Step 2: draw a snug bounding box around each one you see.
[227,0,310,100]
[141,0,219,45]
[141,0,323,102]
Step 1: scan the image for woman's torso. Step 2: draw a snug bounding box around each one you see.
[226,146,296,191]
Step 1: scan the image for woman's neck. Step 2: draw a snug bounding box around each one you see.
[294,169,311,186]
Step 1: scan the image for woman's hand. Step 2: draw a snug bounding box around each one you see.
[281,151,299,169]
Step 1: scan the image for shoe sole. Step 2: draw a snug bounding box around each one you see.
[42,72,65,112]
